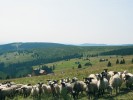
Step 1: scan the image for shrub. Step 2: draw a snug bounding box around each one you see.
[84,62,92,66]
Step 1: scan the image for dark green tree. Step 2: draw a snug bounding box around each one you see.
[132,58,133,63]
[120,59,125,64]
[116,59,119,64]
[120,60,123,64]
[6,75,10,79]
[107,61,111,67]
[78,64,82,68]
[122,59,125,64]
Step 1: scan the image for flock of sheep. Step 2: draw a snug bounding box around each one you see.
[0,69,133,100]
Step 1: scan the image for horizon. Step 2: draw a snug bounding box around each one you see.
[0,0,133,44]
[0,41,132,46]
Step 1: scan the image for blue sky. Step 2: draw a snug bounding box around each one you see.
[0,0,133,44]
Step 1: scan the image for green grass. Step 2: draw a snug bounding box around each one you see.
[1,55,133,100]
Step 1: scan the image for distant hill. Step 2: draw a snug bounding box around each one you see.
[76,43,133,46]
[77,43,107,46]
[0,42,68,54]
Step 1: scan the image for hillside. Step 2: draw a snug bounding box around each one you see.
[0,42,133,79]
[0,55,133,100]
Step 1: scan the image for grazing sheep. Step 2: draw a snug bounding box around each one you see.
[1,87,14,99]
[65,77,71,83]
[107,71,115,81]
[124,73,133,89]
[88,74,98,80]
[109,72,122,94]
[61,82,73,94]
[97,74,109,97]
[107,85,113,95]
[59,79,66,84]
[84,78,98,100]
[31,85,39,98]
[60,82,73,99]
[36,82,43,96]
[15,87,23,96]
[42,84,52,95]
[72,80,87,99]
[49,81,62,98]
[21,85,32,98]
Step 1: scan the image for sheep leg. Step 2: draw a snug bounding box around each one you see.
[116,87,118,94]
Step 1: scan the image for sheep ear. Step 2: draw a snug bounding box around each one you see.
[41,82,44,84]
[84,81,88,84]
[114,71,118,75]
[28,84,31,86]
[104,69,108,71]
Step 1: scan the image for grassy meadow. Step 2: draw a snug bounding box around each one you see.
[1,55,133,100]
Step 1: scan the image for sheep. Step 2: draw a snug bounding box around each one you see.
[42,84,52,95]
[0,87,14,99]
[31,85,39,98]
[124,73,133,89]
[72,80,87,99]
[15,87,23,96]
[107,85,113,95]
[71,77,87,99]
[65,77,71,83]
[88,74,98,80]
[21,85,32,98]
[101,69,108,78]
[49,80,62,98]
[61,82,73,95]
[36,82,43,96]
[97,74,109,97]
[60,82,73,99]
[84,78,98,100]
[59,78,66,84]
[71,77,78,83]
[109,72,122,94]
[101,70,115,82]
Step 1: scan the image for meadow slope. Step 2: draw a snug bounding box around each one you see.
[1,55,133,100]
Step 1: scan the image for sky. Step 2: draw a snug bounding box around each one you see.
[0,0,133,45]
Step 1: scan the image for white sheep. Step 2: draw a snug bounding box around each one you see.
[42,84,52,95]
[84,78,98,100]
[49,81,62,98]
[31,85,39,98]
[88,74,98,80]
[107,71,115,81]
[109,73,122,94]
[60,82,73,99]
